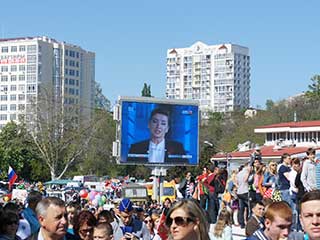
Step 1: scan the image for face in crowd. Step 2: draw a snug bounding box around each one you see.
[300,195,320,240]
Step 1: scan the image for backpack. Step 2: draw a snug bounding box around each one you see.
[214,176,226,194]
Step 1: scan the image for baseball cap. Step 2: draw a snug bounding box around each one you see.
[119,198,133,212]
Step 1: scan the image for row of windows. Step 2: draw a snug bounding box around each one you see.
[65,87,79,95]
[266,132,320,142]
[65,49,80,58]
[65,59,79,67]
[65,68,79,77]
[1,74,36,82]
[65,78,80,86]
[1,45,26,53]
[0,84,36,92]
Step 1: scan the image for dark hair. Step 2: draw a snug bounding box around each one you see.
[251,200,264,208]
[74,210,97,237]
[97,210,114,223]
[292,158,300,165]
[149,108,170,121]
[307,148,316,156]
[281,153,290,162]
[300,190,320,209]
[0,210,19,233]
[27,191,42,204]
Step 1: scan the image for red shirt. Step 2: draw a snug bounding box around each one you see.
[205,173,216,193]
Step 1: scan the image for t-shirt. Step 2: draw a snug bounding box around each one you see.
[278,165,291,190]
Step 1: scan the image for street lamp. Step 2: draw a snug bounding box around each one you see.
[203,140,213,147]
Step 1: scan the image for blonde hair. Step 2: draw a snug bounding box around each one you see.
[213,209,232,237]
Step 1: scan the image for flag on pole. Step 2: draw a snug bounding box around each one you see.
[8,166,18,190]
[157,209,169,240]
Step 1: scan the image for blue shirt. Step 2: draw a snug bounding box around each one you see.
[278,165,291,190]
[22,207,40,234]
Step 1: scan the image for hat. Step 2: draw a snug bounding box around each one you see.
[119,198,133,212]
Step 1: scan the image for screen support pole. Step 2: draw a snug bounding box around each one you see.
[151,166,169,204]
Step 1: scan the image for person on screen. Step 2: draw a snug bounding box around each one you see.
[127,108,187,164]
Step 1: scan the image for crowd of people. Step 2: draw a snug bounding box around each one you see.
[1,147,320,240]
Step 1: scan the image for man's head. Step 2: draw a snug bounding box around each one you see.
[251,201,265,218]
[281,153,291,166]
[36,197,67,240]
[307,148,316,161]
[264,201,292,240]
[118,198,133,226]
[27,190,43,211]
[148,108,170,143]
[300,190,320,240]
[292,158,301,172]
[93,223,113,240]
[66,202,80,227]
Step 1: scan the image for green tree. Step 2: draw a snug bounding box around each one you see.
[95,82,111,111]
[305,75,320,102]
[141,83,152,97]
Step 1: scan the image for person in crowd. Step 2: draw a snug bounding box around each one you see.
[112,198,150,240]
[97,210,114,224]
[33,197,71,240]
[179,172,195,199]
[73,210,97,240]
[248,157,263,208]
[205,164,219,224]
[289,158,301,231]
[66,202,80,235]
[165,199,210,240]
[0,208,21,240]
[127,108,186,164]
[262,161,277,199]
[278,153,293,207]
[195,167,209,209]
[235,162,250,229]
[162,198,172,216]
[254,165,266,202]
[93,223,113,240]
[245,201,265,237]
[246,201,292,240]
[3,202,31,240]
[151,212,161,232]
[301,148,317,192]
[209,209,232,240]
[298,190,320,240]
[21,191,42,235]
[143,214,161,240]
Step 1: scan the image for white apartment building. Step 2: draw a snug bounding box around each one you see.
[0,36,95,128]
[166,41,250,117]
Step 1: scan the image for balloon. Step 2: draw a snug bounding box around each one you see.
[98,199,103,207]
[79,189,88,199]
[101,195,106,203]
[92,199,98,207]
[4,196,9,202]
[89,191,97,201]
[95,194,101,201]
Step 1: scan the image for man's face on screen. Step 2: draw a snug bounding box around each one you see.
[149,113,169,143]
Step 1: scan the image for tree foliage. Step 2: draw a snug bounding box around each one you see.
[141,83,152,97]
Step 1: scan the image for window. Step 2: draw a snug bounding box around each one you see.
[0,85,8,92]
[19,45,26,52]
[26,75,36,83]
[0,114,7,120]
[76,52,79,58]
[11,65,17,72]
[0,95,7,101]
[10,114,16,120]
[18,94,25,101]
[27,84,36,93]
[10,85,17,91]
[27,45,37,53]
[0,105,7,111]
[27,64,36,73]
[10,104,16,111]
[18,75,25,81]
[65,49,69,56]
[10,95,16,101]
[19,65,25,71]
[1,47,8,53]
[27,55,37,63]
[18,104,25,110]
[1,76,8,82]
[1,66,8,72]
[11,46,17,52]
[65,59,68,66]
[18,85,25,91]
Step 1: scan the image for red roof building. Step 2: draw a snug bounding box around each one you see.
[212,120,320,166]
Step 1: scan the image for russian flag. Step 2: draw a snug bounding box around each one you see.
[8,166,18,190]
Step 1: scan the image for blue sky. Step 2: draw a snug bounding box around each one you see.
[1,1,319,108]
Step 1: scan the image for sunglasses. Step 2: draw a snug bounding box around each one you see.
[7,220,19,225]
[144,220,152,224]
[165,216,194,227]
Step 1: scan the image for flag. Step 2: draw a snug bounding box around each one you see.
[8,166,18,190]
[157,209,169,240]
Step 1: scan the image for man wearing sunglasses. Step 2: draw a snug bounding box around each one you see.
[112,198,150,240]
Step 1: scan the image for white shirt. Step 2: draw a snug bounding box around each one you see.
[148,139,165,163]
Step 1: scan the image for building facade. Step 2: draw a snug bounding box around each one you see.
[166,41,250,117]
[0,36,95,128]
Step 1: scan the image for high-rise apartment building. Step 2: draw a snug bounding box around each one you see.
[166,41,250,117]
[0,36,95,128]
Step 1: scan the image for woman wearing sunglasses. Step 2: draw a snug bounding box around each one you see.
[144,215,161,240]
[0,209,21,240]
[165,199,209,240]
[74,210,97,240]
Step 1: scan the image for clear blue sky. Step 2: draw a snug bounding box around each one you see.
[1,1,319,108]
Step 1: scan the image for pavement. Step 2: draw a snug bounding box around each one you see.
[209,224,246,240]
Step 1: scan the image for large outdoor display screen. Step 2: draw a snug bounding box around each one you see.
[119,98,199,166]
